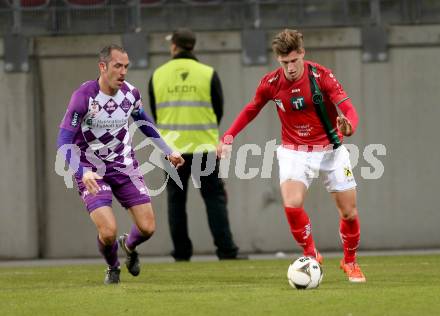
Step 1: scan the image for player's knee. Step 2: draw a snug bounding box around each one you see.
[138,221,155,238]
[100,233,117,245]
[99,227,117,245]
[283,194,305,208]
[340,206,358,220]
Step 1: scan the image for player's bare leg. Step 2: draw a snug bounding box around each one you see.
[281,180,307,208]
[118,203,156,276]
[128,203,156,238]
[281,180,322,263]
[332,189,366,282]
[90,206,120,284]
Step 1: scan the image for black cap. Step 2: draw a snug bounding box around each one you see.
[166,28,196,51]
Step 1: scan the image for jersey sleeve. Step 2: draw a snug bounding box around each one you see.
[319,67,350,106]
[57,89,89,177]
[59,90,88,132]
[222,78,272,144]
[338,99,359,134]
[56,128,87,177]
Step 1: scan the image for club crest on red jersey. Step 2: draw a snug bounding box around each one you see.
[290,97,306,110]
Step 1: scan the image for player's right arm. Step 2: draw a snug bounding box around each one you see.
[217,77,271,157]
[57,88,101,193]
[81,170,102,195]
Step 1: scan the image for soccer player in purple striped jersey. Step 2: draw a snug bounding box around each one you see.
[57,44,184,284]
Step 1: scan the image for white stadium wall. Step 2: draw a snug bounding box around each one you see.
[0,26,439,259]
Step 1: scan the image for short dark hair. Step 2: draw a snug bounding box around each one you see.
[168,28,196,51]
[271,29,304,56]
[99,44,127,64]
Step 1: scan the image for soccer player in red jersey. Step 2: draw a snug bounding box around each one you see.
[217,29,366,282]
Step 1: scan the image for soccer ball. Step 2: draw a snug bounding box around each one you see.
[287,256,323,290]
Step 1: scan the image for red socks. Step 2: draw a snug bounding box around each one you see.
[284,207,316,257]
[284,206,361,262]
[340,216,360,264]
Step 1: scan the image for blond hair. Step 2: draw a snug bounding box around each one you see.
[271,29,304,56]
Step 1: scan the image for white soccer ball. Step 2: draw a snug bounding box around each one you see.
[287,256,323,290]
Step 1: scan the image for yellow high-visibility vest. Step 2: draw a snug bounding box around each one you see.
[152,58,219,154]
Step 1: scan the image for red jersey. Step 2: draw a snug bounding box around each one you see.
[222,61,358,148]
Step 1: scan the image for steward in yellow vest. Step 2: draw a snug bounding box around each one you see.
[148,28,246,262]
[149,44,222,154]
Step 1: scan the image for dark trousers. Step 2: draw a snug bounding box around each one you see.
[166,152,238,260]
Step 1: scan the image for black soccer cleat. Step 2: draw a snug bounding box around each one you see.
[118,234,141,277]
[104,266,120,285]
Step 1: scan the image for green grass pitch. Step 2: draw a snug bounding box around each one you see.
[1,254,439,315]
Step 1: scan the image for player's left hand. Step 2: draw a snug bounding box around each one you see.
[217,141,232,159]
[337,116,353,136]
[167,151,185,169]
